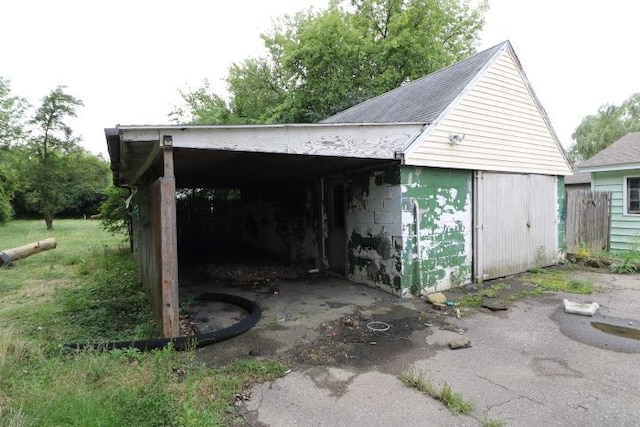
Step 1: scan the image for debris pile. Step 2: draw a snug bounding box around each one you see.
[201,263,308,284]
[425,292,472,350]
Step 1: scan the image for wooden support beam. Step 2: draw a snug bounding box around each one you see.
[159,143,179,337]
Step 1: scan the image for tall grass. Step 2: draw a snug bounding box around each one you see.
[0,220,285,426]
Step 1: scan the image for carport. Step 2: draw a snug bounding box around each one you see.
[105,41,573,338]
[105,123,424,337]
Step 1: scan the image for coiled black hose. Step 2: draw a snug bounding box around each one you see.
[65,293,261,352]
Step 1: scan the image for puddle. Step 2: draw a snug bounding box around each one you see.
[552,308,640,353]
[591,322,640,340]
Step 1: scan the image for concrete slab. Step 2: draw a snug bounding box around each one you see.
[178,266,640,426]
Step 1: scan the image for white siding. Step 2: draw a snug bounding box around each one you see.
[474,172,559,279]
[593,170,640,251]
[405,50,571,176]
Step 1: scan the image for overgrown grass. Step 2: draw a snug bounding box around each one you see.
[0,220,287,426]
[57,246,156,343]
[457,282,510,307]
[523,270,595,294]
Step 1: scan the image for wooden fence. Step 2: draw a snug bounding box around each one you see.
[565,189,611,254]
[176,191,242,251]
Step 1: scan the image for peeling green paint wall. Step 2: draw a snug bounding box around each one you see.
[345,165,403,294]
[401,167,472,295]
[243,180,319,267]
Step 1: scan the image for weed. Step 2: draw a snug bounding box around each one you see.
[440,383,475,415]
[524,271,594,294]
[481,415,508,427]
[590,249,640,273]
[576,243,590,258]
[566,279,594,293]
[610,259,639,274]
[527,267,547,274]
[401,368,474,415]
[507,289,542,301]
[457,283,509,307]
[479,283,508,298]
[458,294,483,307]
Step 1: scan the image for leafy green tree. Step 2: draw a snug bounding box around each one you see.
[226,58,290,123]
[169,79,233,125]
[172,0,487,124]
[0,77,29,224]
[0,147,14,224]
[100,184,131,236]
[58,150,111,217]
[0,77,28,144]
[570,93,640,161]
[19,86,84,229]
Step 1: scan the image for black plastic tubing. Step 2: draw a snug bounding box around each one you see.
[65,293,261,352]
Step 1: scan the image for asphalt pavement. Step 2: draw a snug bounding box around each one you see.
[234,271,640,426]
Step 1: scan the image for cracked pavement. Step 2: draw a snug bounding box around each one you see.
[191,269,640,426]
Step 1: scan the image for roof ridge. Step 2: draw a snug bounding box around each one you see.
[322,40,510,125]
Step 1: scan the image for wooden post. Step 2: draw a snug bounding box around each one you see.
[0,238,57,266]
[160,136,179,337]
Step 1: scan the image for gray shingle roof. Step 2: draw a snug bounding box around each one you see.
[321,41,508,124]
[579,132,640,170]
[565,167,591,185]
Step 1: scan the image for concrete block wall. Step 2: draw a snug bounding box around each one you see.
[401,166,472,296]
[345,165,403,294]
[243,180,319,267]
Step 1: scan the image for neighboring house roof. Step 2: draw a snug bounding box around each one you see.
[322,42,507,124]
[565,167,591,185]
[579,132,640,172]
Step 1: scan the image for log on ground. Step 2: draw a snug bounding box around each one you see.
[0,238,57,266]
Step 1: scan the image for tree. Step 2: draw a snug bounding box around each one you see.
[100,184,131,236]
[0,145,15,224]
[570,93,640,161]
[58,149,111,217]
[169,79,233,125]
[19,86,84,229]
[172,0,488,125]
[0,77,29,224]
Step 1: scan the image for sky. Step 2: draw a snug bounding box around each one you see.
[3,0,640,158]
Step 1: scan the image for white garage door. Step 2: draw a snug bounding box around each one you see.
[474,172,558,280]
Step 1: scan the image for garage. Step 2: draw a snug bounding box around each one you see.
[105,41,572,337]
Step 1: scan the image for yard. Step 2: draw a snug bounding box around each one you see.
[1,220,639,426]
[0,220,285,426]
